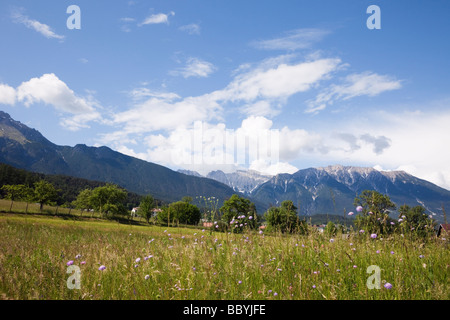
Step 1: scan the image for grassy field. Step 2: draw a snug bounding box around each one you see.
[0,203,448,301]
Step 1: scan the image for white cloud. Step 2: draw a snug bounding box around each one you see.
[107,91,223,136]
[223,57,342,102]
[0,84,16,105]
[241,100,281,118]
[171,58,216,78]
[307,72,402,113]
[17,74,93,114]
[12,11,65,40]
[251,28,331,51]
[140,11,175,26]
[179,23,200,35]
[6,73,102,131]
[250,159,298,176]
[314,108,450,190]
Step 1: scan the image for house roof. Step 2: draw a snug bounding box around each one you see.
[440,224,450,231]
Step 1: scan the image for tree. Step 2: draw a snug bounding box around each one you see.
[90,184,128,217]
[33,180,59,211]
[399,205,435,238]
[220,194,257,232]
[73,188,93,214]
[353,190,397,234]
[158,201,201,226]
[264,200,307,234]
[1,184,32,212]
[139,195,155,224]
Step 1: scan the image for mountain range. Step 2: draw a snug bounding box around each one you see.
[0,111,238,206]
[1,110,449,222]
[178,169,273,195]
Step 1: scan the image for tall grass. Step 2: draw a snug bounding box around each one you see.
[0,212,448,300]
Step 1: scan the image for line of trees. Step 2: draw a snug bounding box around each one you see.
[1,180,59,212]
[2,178,438,238]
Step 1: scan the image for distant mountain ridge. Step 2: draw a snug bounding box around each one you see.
[178,169,272,195]
[251,164,450,222]
[0,111,239,205]
[2,111,449,223]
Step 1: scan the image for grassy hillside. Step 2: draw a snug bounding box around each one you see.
[0,211,448,300]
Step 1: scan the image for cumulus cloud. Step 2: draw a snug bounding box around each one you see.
[170,58,216,78]
[12,10,65,40]
[17,73,96,114]
[334,133,391,155]
[2,73,101,131]
[223,57,342,102]
[240,100,282,118]
[140,11,175,26]
[307,72,402,113]
[0,84,16,105]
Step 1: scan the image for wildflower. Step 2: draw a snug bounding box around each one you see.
[398,218,403,222]
[238,281,242,284]
[259,230,263,235]
[145,275,150,280]
[312,285,316,289]
[419,255,424,259]
[135,258,141,263]
[356,206,363,212]
[148,255,153,259]
[274,292,278,296]
[353,265,357,268]
[67,260,74,266]
[277,268,282,272]
[75,254,82,259]
[368,211,373,215]
[81,261,86,265]
[390,222,395,225]
[376,250,380,254]
[336,269,340,272]
[99,265,106,271]
[384,282,393,290]
[330,239,335,243]
[348,211,354,216]
[249,216,253,220]
[268,290,272,294]
[359,230,365,233]
[370,233,377,239]
[390,251,395,255]
[134,264,139,268]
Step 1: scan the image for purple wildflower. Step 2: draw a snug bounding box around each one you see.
[99,265,106,271]
[384,282,393,289]
[67,260,74,266]
[356,206,363,212]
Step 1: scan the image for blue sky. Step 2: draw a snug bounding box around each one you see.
[1,0,450,189]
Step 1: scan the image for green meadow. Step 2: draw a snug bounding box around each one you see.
[0,200,448,301]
